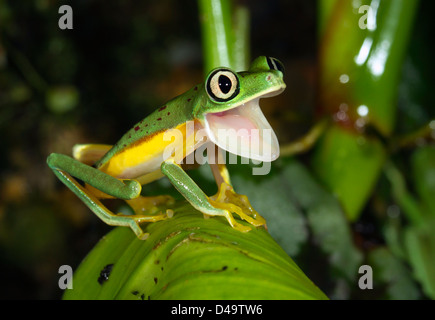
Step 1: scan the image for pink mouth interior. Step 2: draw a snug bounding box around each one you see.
[205,112,257,135]
[203,98,279,162]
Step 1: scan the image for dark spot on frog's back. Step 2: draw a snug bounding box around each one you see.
[135,126,140,131]
[98,263,114,285]
[157,118,162,121]
[158,106,167,112]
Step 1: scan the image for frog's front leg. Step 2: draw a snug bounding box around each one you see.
[161,159,253,232]
[47,153,170,240]
[207,147,266,228]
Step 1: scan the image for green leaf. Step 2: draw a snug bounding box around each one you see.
[404,217,435,299]
[368,247,420,299]
[411,145,435,216]
[312,125,386,221]
[230,157,363,296]
[230,159,308,257]
[63,202,328,300]
[315,0,420,222]
[46,85,79,114]
[282,158,363,283]
[318,0,419,136]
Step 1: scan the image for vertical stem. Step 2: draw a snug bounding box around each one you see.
[198,0,234,73]
[198,0,250,74]
[231,5,250,71]
[317,0,338,37]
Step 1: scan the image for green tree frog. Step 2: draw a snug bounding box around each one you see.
[47,56,286,240]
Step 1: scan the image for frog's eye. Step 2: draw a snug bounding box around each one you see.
[206,69,240,102]
[266,57,285,74]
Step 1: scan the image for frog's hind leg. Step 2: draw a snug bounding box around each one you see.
[47,153,170,240]
[73,145,177,230]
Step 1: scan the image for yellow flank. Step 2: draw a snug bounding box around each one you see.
[98,122,191,178]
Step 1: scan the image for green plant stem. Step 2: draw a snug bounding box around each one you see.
[198,0,249,73]
[231,5,250,71]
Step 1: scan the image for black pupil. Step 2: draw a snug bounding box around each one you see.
[218,75,232,94]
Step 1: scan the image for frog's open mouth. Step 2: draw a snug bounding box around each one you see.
[204,91,281,162]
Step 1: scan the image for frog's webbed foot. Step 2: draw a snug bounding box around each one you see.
[126,195,176,217]
[117,195,176,239]
[208,182,266,231]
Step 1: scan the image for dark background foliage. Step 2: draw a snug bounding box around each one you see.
[0,0,433,299]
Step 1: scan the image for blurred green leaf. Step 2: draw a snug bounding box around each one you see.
[312,125,386,221]
[282,158,363,283]
[317,0,338,36]
[230,157,362,296]
[318,0,419,136]
[230,159,308,257]
[405,217,435,299]
[382,211,407,260]
[46,85,79,114]
[411,145,435,216]
[315,0,419,222]
[368,247,420,299]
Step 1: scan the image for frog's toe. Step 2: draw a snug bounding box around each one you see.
[138,232,150,240]
[210,182,267,228]
[203,208,252,232]
[131,213,169,224]
[165,209,174,218]
[231,221,252,233]
[126,220,150,240]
